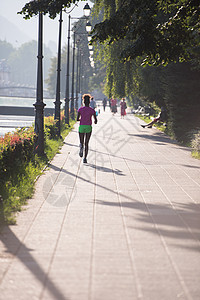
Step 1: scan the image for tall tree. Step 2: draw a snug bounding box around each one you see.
[8,41,52,86]
[19,0,199,65]
[19,0,81,19]
[92,0,200,65]
[0,41,15,60]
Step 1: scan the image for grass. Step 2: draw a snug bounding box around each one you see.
[1,161,42,224]
[0,120,76,225]
[137,114,200,161]
[191,151,200,159]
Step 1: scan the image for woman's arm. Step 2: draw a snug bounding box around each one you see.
[93,112,97,124]
[77,111,81,121]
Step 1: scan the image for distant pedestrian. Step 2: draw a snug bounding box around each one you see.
[102,98,107,111]
[109,99,111,110]
[90,97,96,110]
[120,98,127,118]
[77,94,97,163]
[110,97,117,115]
[141,107,167,128]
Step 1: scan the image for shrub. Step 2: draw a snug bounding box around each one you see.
[0,114,75,224]
[191,130,200,157]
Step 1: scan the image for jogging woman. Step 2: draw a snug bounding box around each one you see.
[77,94,97,163]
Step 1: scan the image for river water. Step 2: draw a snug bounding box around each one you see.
[0,97,61,137]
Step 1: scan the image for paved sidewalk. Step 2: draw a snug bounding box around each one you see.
[0,108,200,300]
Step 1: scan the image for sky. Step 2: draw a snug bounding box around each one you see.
[0,0,93,54]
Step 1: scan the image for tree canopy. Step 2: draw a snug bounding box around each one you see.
[91,0,200,65]
[0,40,52,86]
[18,0,84,19]
[19,0,199,65]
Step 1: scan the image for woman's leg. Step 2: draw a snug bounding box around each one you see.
[141,120,155,128]
[79,132,85,157]
[79,132,85,146]
[84,132,92,159]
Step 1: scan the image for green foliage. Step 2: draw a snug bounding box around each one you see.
[45,45,69,98]
[136,113,167,133]
[91,0,200,65]
[0,41,15,60]
[1,160,42,225]
[18,0,200,66]
[88,61,106,93]
[18,0,79,19]
[138,65,165,106]
[90,1,200,148]
[18,0,200,149]
[8,41,37,85]
[191,130,200,154]
[92,38,130,98]
[131,62,200,143]
[0,116,75,225]
[46,19,93,98]
[0,40,52,87]
[162,62,200,143]
[44,115,58,139]
[192,151,200,160]
[45,56,57,97]
[0,127,38,224]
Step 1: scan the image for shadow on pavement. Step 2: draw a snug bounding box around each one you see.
[0,222,68,300]
[63,142,78,148]
[182,164,200,169]
[88,163,125,176]
[48,163,136,203]
[128,132,191,150]
[95,199,200,252]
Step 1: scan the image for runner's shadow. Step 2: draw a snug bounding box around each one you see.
[48,163,135,202]
[64,142,78,148]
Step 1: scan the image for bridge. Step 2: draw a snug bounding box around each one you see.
[0,86,51,98]
[0,86,36,90]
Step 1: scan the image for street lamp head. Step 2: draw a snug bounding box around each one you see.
[83,3,91,17]
[87,34,92,42]
[86,21,92,32]
[89,50,94,56]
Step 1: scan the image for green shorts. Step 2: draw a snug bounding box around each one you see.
[79,125,92,133]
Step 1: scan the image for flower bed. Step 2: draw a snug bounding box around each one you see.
[0,112,75,224]
[0,127,35,180]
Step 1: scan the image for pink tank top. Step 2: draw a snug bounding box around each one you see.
[78,106,95,125]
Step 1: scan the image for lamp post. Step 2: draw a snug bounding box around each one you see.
[54,10,63,137]
[70,32,76,120]
[79,52,83,95]
[75,41,80,111]
[64,14,71,125]
[72,29,92,114]
[34,12,46,156]
[64,3,91,123]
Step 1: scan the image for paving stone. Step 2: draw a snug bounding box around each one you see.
[0,110,200,300]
